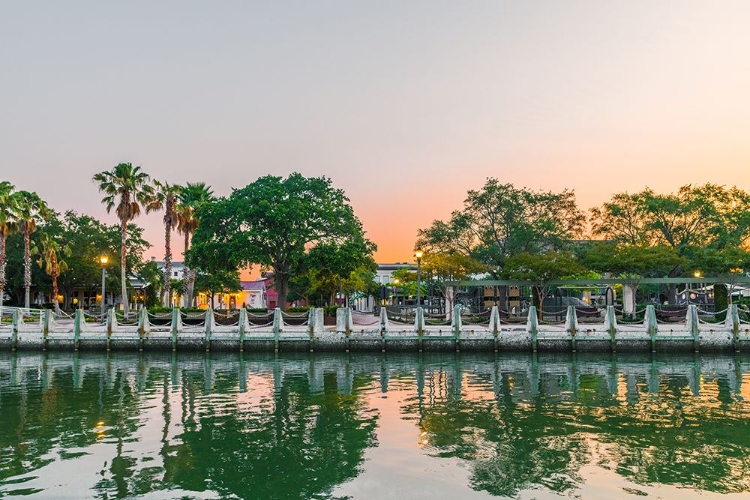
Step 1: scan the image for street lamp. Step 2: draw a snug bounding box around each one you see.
[687,270,702,305]
[100,255,108,323]
[392,278,400,306]
[415,250,423,307]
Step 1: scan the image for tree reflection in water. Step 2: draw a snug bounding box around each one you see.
[1,352,749,498]
[396,353,750,497]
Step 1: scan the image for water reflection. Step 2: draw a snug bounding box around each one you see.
[1,352,749,499]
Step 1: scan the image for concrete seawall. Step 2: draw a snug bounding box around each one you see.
[1,304,749,353]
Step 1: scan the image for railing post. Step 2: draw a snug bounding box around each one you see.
[726,304,740,352]
[137,307,149,351]
[687,304,700,352]
[308,308,316,338]
[453,305,462,351]
[415,307,424,352]
[106,307,114,351]
[645,305,658,352]
[11,309,20,350]
[566,306,578,352]
[346,307,354,337]
[272,308,282,352]
[171,307,180,351]
[336,308,349,351]
[74,309,83,351]
[379,307,388,352]
[238,308,247,352]
[314,308,325,334]
[307,308,316,352]
[605,305,617,352]
[205,308,214,351]
[43,309,52,350]
[489,305,500,352]
[104,307,114,351]
[527,306,539,352]
[335,307,347,333]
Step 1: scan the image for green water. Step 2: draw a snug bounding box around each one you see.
[1,353,749,499]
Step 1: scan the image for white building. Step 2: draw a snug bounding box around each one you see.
[353,263,417,312]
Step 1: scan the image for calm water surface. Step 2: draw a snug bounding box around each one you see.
[1,352,750,499]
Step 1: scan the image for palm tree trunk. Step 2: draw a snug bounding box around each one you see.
[51,262,59,314]
[121,219,130,318]
[24,229,31,309]
[187,268,196,308]
[183,231,192,307]
[0,233,6,317]
[164,218,172,307]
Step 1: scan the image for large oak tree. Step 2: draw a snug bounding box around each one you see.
[188,173,372,310]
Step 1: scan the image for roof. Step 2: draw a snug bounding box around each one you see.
[377,263,417,271]
[241,280,266,291]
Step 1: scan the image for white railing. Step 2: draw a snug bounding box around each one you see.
[2,304,748,352]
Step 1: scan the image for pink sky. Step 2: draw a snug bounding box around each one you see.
[1,2,749,266]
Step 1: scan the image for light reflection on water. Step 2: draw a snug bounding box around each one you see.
[1,352,749,499]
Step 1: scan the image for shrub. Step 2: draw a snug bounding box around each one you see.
[324,306,339,317]
[287,306,310,313]
[148,306,172,315]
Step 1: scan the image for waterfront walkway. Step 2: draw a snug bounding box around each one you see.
[1,304,749,352]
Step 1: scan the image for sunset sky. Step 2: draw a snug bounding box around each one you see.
[2,1,749,266]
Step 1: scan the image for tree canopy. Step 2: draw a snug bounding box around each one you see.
[188,173,374,310]
[417,179,584,273]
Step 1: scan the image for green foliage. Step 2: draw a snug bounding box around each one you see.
[422,252,489,310]
[323,305,339,317]
[505,251,585,316]
[176,181,214,307]
[417,179,584,272]
[714,284,728,320]
[44,211,150,308]
[582,243,685,280]
[287,306,311,313]
[147,306,172,314]
[135,260,163,308]
[293,238,377,306]
[590,184,750,271]
[188,173,371,310]
[590,184,750,303]
[193,268,241,309]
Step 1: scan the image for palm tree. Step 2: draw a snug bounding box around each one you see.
[146,180,182,307]
[33,232,71,313]
[93,163,153,318]
[176,182,214,308]
[0,182,20,315]
[17,191,51,309]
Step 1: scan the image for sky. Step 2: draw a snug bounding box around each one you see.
[2,1,750,266]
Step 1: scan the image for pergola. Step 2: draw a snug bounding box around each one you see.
[446,276,750,314]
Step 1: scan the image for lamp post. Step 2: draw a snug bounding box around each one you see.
[415,250,423,307]
[100,255,108,323]
[392,278,400,306]
[692,270,702,306]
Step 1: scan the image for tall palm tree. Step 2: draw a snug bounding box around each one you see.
[176,182,214,307]
[33,232,71,313]
[0,182,20,315]
[146,180,182,307]
[93,163,153,318]
[17,191,51,309]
